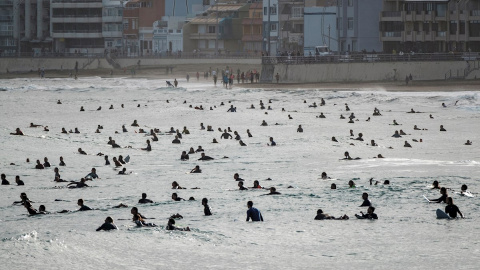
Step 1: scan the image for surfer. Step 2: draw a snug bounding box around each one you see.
[247,129,252,137]
[141,140,152,151]
[78,148,87,155]
[355,206,378,219]
[59,156,66,166]
[314,209,349,220]
[404,141,412,148]
[35,160,45,169]
[1,174,9,185]
[166,218,190,231]
[131,120,139,127]
[246,201,263,222]
[445,197,464,218]
[440,125,446,131]
[180,151,189,161]
[432,181,441,189]
[172,193,184,201]
[251,180,262,189]
[360,193,371,207]
[67,178,89,188]
[198,153,214,161]
[190,165,202,173]
[321,172,329,180]
[392,131,402,138]
[77,199,92,211]
[263,187,281,195]
[429,187,448,203]
[268,137,276,146]
[238,181,248,190]
[172,181,184,189]
[348,180,356,188]
[297,125,303,133]
[202,198,212,216]
[96,217,118,231]
[166,81,174,87]
[195,146,204,152]
[221,129,232,139]
[112,157,122,167]
[10,128,24,135]
[138,193,154,204]
[261,120,268,126]
[465,140,472,145]
[172,135,181,144]
[332,137,338,142]
[85,168,99,180]
[15,176,24,186]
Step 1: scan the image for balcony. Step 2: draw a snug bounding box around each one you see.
[52,30,102,38]
[51,0,102,9]
[51,16,102,23]
[102,30,122,38]
[0,15,13,22]
[381,31,402,41]
[381,11,402,21]
[190,33,216,40]
[102,15,122,23]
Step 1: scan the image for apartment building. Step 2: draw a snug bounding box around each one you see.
[338,0,383,53]
[304,0,337,54]
[123,0,165,56]
[0,0,14,54]
[242,2,262,53]
[380,0,480,53]
[183,3,249,54]
[262,0,278,54]
[278,0,304,53]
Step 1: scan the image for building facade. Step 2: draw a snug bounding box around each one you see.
[123,0,165,56]
[278,0,304,53]
[304,0,337,54]
[262,0,279,54]
[380,0,480,53]
[242,2,263,54]
[0,0,15,54]
[337,0,383,53]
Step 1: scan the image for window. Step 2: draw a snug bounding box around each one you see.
[106,41,113,47]
[338,0,342,7]
[208,25,216,33]
[271,23,277,31]
[348,0,353,6]
[450,20,457,35]
[352,40,357,51]
[132,19,136,30]
[271,5,277,15]
[348,17,353,30]
[123,19,128,30]
[264,7,267,15]
[292,7,303,18]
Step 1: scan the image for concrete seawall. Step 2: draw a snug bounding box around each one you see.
[0,57,262,74]
[271,61,473,83]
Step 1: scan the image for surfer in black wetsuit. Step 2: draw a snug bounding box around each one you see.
[78,148,87,155]
[138,193,153,204]
[429,187,448,203]
[96,217,118,231]
[166,218,190,231]
[202,198,212,216]
[355,206,378,219]
[238,181,248,190]
[180,151,189,161]
[59,156,66,166]
[142,139,152,151]
[172,136,181,144]
[172,193,184,201]
[445,197,464,218]
[221,129,232,139]
[263,187,281,195]
[1,173,9,185]
[35,160,45,169]
[15,176,24,185]
[190,165,202,173]
[198,153,214,161]
[77,199,92,211]
[360,193,371,207]
[67,178,89,188]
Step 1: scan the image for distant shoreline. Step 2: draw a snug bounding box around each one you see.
[1,67,480,92]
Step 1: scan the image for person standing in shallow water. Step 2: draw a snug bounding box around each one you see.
[246,201,263,222]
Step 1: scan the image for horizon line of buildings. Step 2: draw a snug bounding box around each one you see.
[1,0,480,57]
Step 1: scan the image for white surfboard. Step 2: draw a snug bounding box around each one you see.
[436,209,450,219]
[456,191,474,198]
[423,195,431,203]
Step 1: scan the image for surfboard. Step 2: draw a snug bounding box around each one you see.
[456,191,474,198]
[423,195,431,203]
[124,155,130,163]
[436,209,451,219]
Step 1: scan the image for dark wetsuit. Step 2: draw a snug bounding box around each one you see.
[2,179,10,185]
[246,207,264,221]
[85,173,99,179]
[198,156,214,161]
[360,199,371,207]
[181,154,189,161]
[204,205,212,216]
[359,213,378,219]
[270,141,276,146]
[172,139,181,144]
[59,161,66,166]
[96,223,118,231]
[70,182,88,188]
[221,132,232,139]
[431,194,447,203]
[17,180,25,186]
[445,204,460,218]
[138,198,153,204]
[78,205,92,211]
[44,162,51,167]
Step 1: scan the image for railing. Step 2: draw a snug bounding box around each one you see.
[52,0,101,3]
[262,53,478,65]
[382,31,401,37]
[52,30,102,33]
[382,11,401,17]
[0,51,263,59]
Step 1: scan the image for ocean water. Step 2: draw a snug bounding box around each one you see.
[0,77,479,270]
